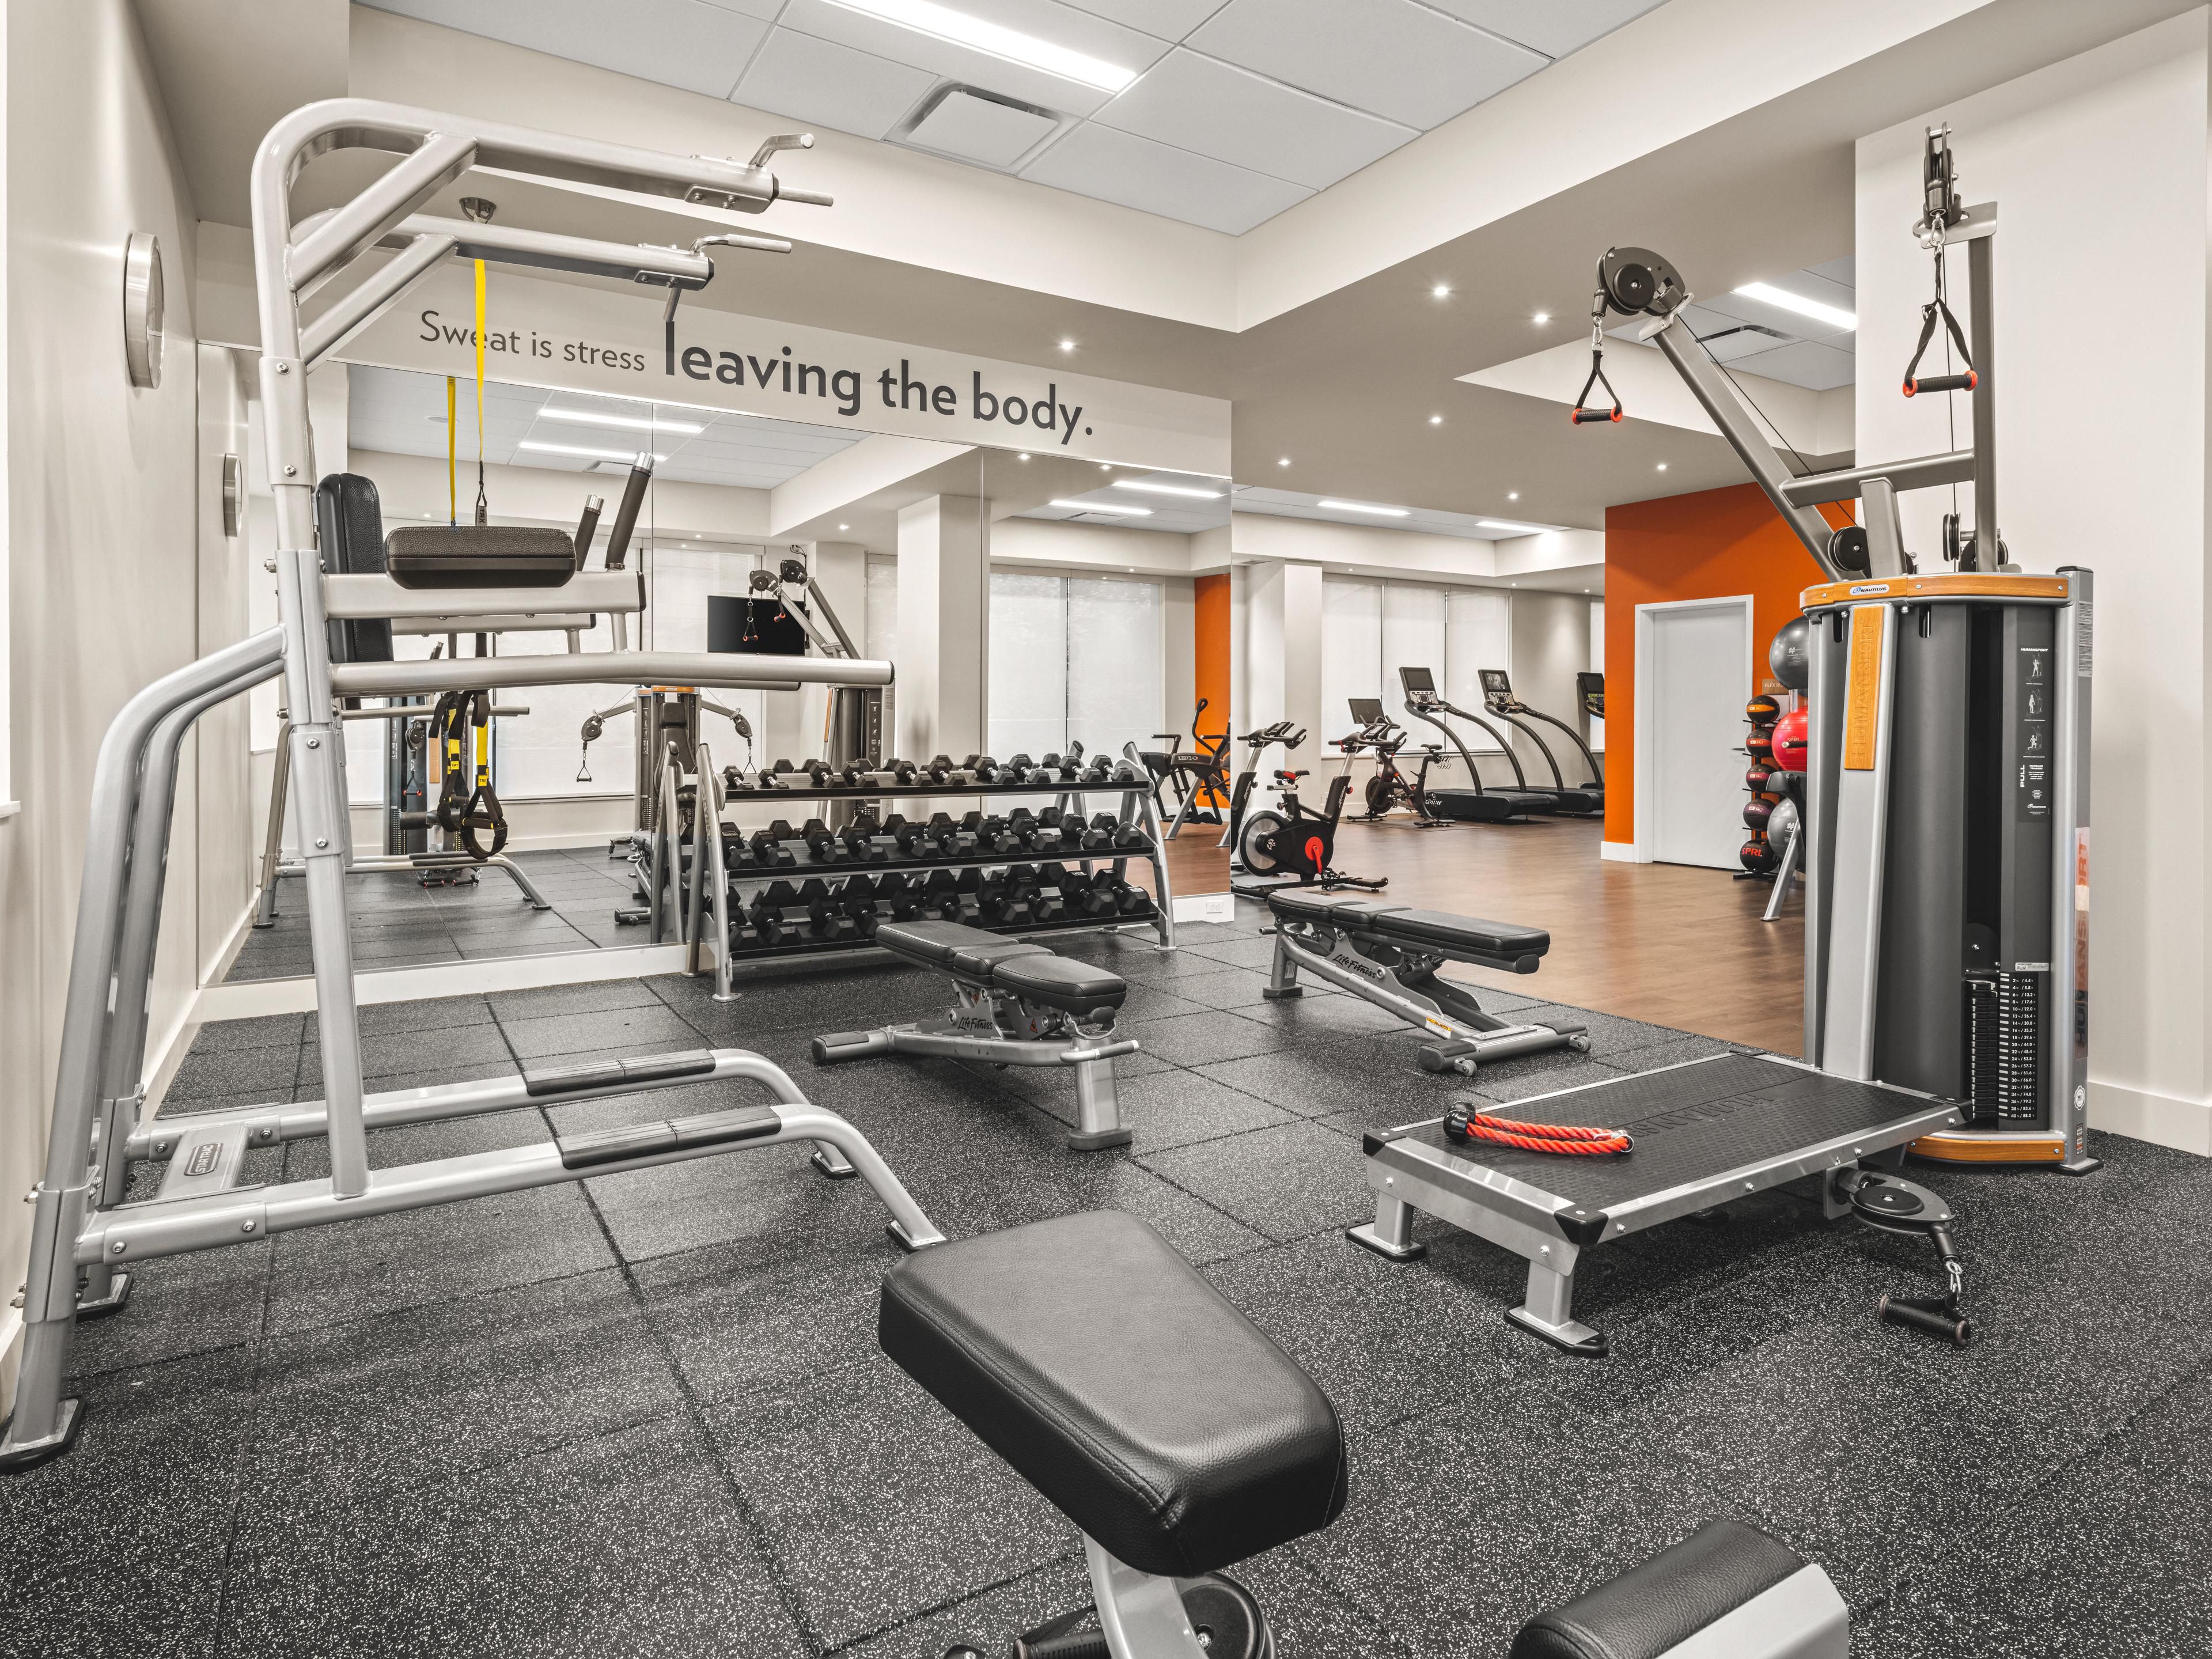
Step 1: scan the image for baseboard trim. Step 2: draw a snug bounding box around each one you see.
[1600,839,1645,863]
[2088,1080,2212,1156]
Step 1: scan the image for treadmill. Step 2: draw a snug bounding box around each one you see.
[1577,670,1604,722]
[1398,666,1557,822]
[1478,669,1603,816]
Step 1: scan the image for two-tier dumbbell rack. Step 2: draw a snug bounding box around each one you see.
[645,745,1179,999]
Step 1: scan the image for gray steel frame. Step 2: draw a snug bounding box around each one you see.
[1348,1054,1960,1355]
[0,101,934,1470]
[1263,916,1586,1076]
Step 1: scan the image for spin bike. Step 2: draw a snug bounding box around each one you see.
[1341,696,1446,825]
[1224,724,1385,897]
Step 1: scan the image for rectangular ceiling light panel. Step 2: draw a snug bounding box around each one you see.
[823,0,1138,91]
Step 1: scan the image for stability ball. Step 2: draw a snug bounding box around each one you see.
[1770,616,1810,691]
[1766,796,1801,854]
[1772,707,1809,771]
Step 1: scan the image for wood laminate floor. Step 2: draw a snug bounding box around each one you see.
[1160,810,1804,1054]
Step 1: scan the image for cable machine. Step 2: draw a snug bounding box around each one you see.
[1580,126,2093,1171]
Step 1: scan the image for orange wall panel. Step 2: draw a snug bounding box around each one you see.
[1604,482,1834,847]
[1194,571,1231,730]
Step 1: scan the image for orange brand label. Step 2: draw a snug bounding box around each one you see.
[1843,605,1884,770]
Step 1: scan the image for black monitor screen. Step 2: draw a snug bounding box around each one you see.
[1349,697,1384,722]
[1399,666,1436,693]
[1480,669,1512,694]
[1576,672,1605,695]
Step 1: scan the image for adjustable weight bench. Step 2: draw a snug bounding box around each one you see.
[813,919,1138,1150]
[888,1211,1851,1659]
[1264,889,1589,1077]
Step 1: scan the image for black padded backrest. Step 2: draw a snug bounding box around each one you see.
[317,475,392,692]
[383,523,578,589]
[1508,1520,1806,1659]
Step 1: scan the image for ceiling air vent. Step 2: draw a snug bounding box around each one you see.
[897,86,1063,170]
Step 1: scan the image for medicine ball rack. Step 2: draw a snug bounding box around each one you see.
[644,746,1179,1001]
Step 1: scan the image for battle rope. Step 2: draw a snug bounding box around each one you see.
[1445,1103,1633,1157]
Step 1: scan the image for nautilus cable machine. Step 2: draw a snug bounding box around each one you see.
[1352,127,2080,1354]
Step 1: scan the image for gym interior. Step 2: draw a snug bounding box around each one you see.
[2,3,2206,1655]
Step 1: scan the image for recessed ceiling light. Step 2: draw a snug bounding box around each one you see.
[1317,499,1409,517]
[823,0,1137,92]
[1656,462,1669,472]
[1533,312,1550,325]
[1278,457,1291,467]
[1733,281,1857,332]
[1050,499,1150,515]
[1429,415,1443,426]
[1112,480,1221,498]
[1507,491,1520,501]
[1100,463,1112,471]
[1431,284,1451,299]
[518,440,669,463]
[1478,520,1547,535]
[838,524,849,531]
[540,407,702,435]
[1017,452,1031,461]
[1061,339,1077,352]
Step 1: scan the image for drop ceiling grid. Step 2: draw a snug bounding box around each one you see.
[361,0,1668,234]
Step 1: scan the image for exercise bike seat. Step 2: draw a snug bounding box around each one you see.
[993,954,1127,1021]
[880,1210,1347,1578]
[1268,891,1550,971]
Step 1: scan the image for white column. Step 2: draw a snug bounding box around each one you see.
[1280,562,1324,772]
[894,495,990,762]
[1238,560,1324,770]
[796,539,867,757]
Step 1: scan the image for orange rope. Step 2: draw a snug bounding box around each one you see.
[1446,1106,1632,1156]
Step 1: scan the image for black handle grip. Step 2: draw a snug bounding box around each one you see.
[1903,371,1977,396]
[1878,1293,1972,1347]
[571,494,603,571]
[1571,406,1623,424]
[603,459,654,570]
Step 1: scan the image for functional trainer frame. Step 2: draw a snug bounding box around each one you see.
[0,102,941,1471]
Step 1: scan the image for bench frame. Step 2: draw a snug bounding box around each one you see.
[1263,907,1588,1077]
[814,944,1137,1150]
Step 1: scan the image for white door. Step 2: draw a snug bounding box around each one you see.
[1645,600,1750,869]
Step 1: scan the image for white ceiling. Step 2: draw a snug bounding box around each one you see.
[358,0,1668,234]
[1020,472,1566,539]
[346,364,863,491]
[1229,484,1558,539]
[1608,254,1856,393]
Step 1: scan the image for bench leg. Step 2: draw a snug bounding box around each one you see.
[1068,1056,1132,1151]
[1505,1260,1607,1357]
[1085,1536,1214,1659]
[1346,1192,1426,1262]
[1262,935,1302,1001]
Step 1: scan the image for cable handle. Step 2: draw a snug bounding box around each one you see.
[1571,300,1624,424]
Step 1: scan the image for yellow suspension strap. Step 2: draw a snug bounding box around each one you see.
[459,689,507,858]
[445,377,457,526]
[433,692,468,832]
[472,258,489,525]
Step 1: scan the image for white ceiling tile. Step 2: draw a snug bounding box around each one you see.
[906,88,1063,165]
[1806,254,1856,289]
[358,0,767,100]
[1019,121,1310,233]
[733,27,939,140]
[1058,0,1232,40]
[698,0,786,18]
[1699,285,1855,344]
[1095,48,1414,190]
[1728,339,1857,393]
[777,0,1167,118]
[1187,0,1544,130]
[1417,0,1666,59]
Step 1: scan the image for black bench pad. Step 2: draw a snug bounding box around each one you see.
[1509,1518,1806,1659]
[994,953,1127,1018]
[880,1211,1346,1578]
[1269,891,1550,963]
[876,919,1124,1013]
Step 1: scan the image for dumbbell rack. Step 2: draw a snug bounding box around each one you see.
[658,760,1179,999]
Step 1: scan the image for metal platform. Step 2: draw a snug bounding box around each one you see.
[1349,1052,1963,1355]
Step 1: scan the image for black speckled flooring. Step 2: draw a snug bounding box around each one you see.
[226,848,641,982]
[11,903,2211,1657]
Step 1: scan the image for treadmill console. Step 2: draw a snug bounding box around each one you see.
[1479,669,1524,713]
[1399,665,1442,709]
[1577,671,1605,719]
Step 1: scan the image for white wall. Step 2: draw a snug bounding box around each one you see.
[1,1,222,1406]
[1857,11,2210,1149]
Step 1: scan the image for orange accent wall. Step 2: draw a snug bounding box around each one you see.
[1194,571,1231,729]
[1604,483,1839,847]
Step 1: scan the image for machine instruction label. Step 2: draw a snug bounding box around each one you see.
[2018,646,2050,820]
[1843,606,1885,770]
